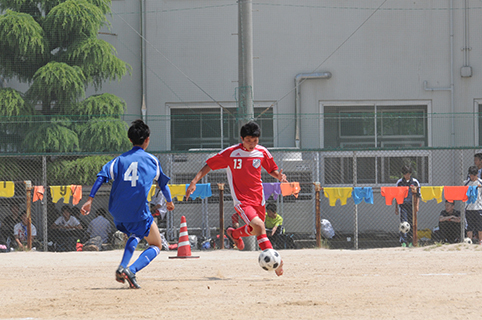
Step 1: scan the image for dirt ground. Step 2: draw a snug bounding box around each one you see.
[2,244,482,320]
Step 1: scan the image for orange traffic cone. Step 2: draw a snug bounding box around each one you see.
[169,216,199,259]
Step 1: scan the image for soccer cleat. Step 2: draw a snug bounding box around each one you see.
[401,243,407,247]
[122,267,141,289]
[115,266,125,283]
[226,227,244,250]
[275,259,284,277]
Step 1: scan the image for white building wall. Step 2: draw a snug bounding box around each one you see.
[132,1,482,150]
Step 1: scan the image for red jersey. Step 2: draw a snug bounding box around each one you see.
[206,143,278,207]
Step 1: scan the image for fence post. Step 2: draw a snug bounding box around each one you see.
[314,182,322,248]
[25,180,32,250]
[412,185,419,247]
[218,183,225,249]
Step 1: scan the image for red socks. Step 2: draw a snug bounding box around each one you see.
[257,234,273,250]
[232,226,273,251]
[232,225,253,239]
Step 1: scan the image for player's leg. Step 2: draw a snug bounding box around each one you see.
[226,206,255,250]
[129,222,162,274]
[119,219,157,289]
[466,211,475,241]
[475,210,482,245]
[250,206,284,276]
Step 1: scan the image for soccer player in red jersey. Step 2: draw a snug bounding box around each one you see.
[185,121,287,276]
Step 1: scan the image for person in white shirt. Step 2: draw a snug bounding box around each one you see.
[13,211,37,250]
[464,166,482,244]
[87,208,112,244]
[51,205,82,231]
[50,205,83,251]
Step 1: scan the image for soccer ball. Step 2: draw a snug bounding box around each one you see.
[399,221,410,233]
[464,237,473,244]
[258,249,281,271]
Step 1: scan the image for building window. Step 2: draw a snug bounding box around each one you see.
[323,151,429,186]
[324,104,428,149]
[170,106,273,151]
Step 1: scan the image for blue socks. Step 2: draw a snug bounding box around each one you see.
[130,246,160,273]
[120,236,140,268]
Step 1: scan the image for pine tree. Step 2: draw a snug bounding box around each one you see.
[0,0,131,153]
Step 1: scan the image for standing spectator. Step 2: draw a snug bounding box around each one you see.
[464,166,482,244]
[474,153,482,178]
[438,200,462,243]
[86,208,112,245]
[13,211,38,250]
[394,165,420,247]
[185,121,287,276]
[81,119,175,289]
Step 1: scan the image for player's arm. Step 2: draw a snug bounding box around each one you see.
[269,169,287,183]
[81,176,108,215]
[186,164,212,200]
[159,183,174,211]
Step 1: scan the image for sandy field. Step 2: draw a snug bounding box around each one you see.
[2,244,482,320]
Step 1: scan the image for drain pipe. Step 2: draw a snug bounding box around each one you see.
[295,72,332,148]
[140,0,147,122]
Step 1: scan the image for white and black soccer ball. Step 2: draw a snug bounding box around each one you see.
[258,249,281,271]
[464,237,473,244]
[399,221,410,234]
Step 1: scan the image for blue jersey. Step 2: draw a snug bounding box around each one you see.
[97,147,170,223]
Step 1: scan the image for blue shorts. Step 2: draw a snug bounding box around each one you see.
[115,215,154,238]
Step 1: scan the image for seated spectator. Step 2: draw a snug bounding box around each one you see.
[438,200,462,243]
[13,211,39,250]
[86,208,112,248]
[50,205,84,251]
[265,203,285,249]
[70,206,88,231]
[150,185,168,228]
[0,203,21,249]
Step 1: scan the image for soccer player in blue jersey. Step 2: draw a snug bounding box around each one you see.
[81,119,174,289]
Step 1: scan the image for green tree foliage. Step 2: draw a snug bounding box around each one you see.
[27,62,86,115]
[80,118,130,152]
[23,118,79,153]
[48,155,113,185]
[0,0,133,182]
[0,10,46,81]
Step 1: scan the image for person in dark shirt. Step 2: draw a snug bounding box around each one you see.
[393,165,420,247]
[438,200,462,243]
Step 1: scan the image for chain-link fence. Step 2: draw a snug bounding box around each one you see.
[0,147,479,252]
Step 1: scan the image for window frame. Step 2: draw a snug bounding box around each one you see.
[167,102,277,151]
[319,100,432,149]
[321,149,431,187]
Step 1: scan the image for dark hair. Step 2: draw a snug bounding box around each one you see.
[61,205,71,214]
[475,153,482,161]
[445,200,455,205]
[401,165,412,175]
[96,208,107,217]
[128,119,150,145]
[468,165,479,176]
[240,121,260,138]
[266,202,277,213]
